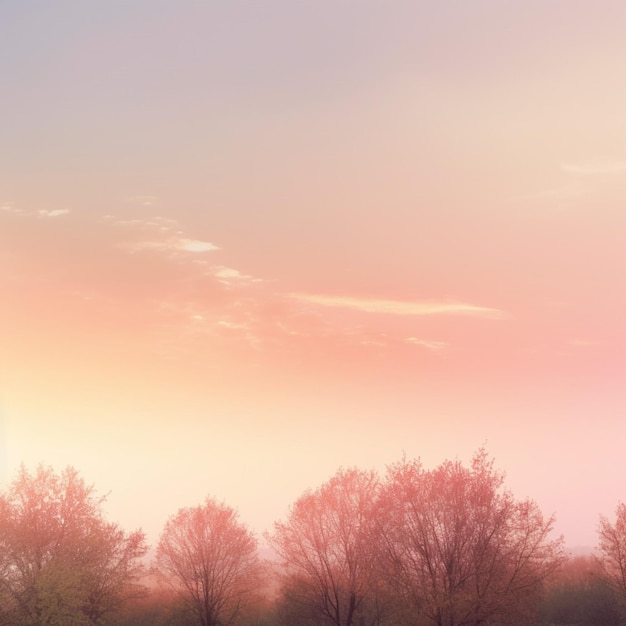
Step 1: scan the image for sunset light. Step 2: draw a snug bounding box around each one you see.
[1,2,626,624]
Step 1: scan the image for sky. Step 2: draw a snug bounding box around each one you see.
[1,0,626,550]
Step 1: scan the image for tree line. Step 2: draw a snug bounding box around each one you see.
[1,450,625,625]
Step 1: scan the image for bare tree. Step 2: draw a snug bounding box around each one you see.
[598,502,626,612]
[0,465,147,625]
[378,449,564,626]
[268,468,385,626]
[155,497,261,626]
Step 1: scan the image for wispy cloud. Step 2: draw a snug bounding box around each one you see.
[212,266,261,287]
[115,216,220,254]
[1,204,70,218]
[38,208,70,218]
[561,160,626,176]
[510,183,588,205]
[405,337,448,352]
[510,159,626,209]
[129,237,219,253]
[177,238,218,252]
[287,294,505,319]
[2,204,506,368]
[0,203,22,215]
[123,195,159,206]
[111,215,178,231]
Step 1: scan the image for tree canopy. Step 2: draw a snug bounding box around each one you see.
[598,502,626,612]
[269,468,383,626]
[0,465,147,625]
[378,450,565,625]
[155,497,262,626]
[1,451,601,625]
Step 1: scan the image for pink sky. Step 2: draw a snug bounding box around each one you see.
[1,1,626,549]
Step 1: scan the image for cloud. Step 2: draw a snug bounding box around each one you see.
[113,214,219,254]
[126,237,219,254]
[0,202,22,214]
[176,238,219,252]
[123,195,158,206]
[0,202,70,218]
[510,158,626,209]
[561,160,626,176]
[1,204,71,218]
[0,204,70,218]
[38,209,70,218]
[510,184,588,205]
[6,207,217,259]
[212,266,260,287]
[2,203,506,369]
[112,215,178,231]
[287,294,505,318]
[405,337,448,351]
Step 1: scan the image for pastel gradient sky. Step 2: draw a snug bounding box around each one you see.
[2,1,626,549]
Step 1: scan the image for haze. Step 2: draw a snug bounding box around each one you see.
[1,0,626,550]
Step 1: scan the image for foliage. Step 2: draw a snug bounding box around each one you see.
[598,502,626,618]
[0,451,588,626]
[268,468,385,626]
[154,497,262,626]
[377,449,565,626]
[0,465,147,625]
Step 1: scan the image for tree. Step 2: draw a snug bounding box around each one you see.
[0,465,147,625]
[268,468,385,626]
[377,450,564,626]
[598,502,626,614]
[155,497,261,626]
